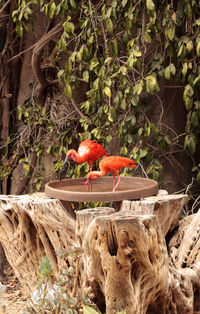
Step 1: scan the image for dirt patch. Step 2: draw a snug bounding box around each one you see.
[0,261,30,314]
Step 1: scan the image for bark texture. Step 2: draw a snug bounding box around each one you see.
[0,193,76,294]
[0,191,200,313]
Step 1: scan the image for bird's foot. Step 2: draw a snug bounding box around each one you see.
[81,180,89,187]
[81,179,92,192]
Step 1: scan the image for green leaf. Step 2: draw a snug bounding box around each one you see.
[132,46,142,57]
[164,67,171,80]
[184,84,194,97]
[133,80,143,95]
[127,134,132,144]
[104,86,111,97]
[122,0,128,7]
[138,127,143,136]
[49,2,56,18]
[191,112,198,128]
[83,71,89,82]
[184,135,196,156]
[193,75,200,86]
[65,60,72,74]
[112,39,118,56]
[23,163,30,173]
[105,57,113,64]
[16,24,23,37]
[58,38,66,51]
[106,135,112,143]
[106,18,113,33]
[195,19,200,26]
[184,96,193,111]
[196,41,200,56]
[99,66,105,80]
[119,66,127,75]
[82,305,99,314]
[182,63,188,76]
[46,145,52,155]
[188,137,196,155]
[89,59,99,71]
[185,4,192,21]
[144,31,152,43]
[165,23,175,41]
[186,40,193,52]
[70,0,77,9]
[121,99,126,110]
[104,7,112,19]
[146,0,155,11]
[63,21,74,34]
[169,63,176,75]
[57,69,64,79]
[93,78,100,90]
[131,116,136,126]
[139,149,148,158]
[112,0,117,8]
[146,75,157,94]
[64,84,72,99]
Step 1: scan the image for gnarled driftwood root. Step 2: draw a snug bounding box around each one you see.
[0,193,76,294]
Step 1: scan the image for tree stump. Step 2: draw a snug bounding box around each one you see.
[1,191,200,314]
[76,192,200,313]
[0,193,76,294]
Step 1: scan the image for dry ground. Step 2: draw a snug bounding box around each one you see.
[0,261,30,314]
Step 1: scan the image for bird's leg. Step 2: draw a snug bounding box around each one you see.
[111,172,116,192]
[89,161,94,172]
[89,178,92,192]
[113,170,120,192]
[82,178,92,192]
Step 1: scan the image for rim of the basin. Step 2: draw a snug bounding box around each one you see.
[45,176,159,202]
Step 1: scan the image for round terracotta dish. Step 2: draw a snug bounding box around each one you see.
[45,176,159,202]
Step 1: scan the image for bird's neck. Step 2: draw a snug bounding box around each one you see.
[68,150,82,163]
[87,169,107,179]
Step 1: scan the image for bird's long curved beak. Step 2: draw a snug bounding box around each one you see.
[59,155,69,181]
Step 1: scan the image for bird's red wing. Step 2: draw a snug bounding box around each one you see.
[100,156,135,171]
[79,140,107,161]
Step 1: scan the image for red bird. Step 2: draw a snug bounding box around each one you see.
[59,139,108,180]
[84,156,136,192]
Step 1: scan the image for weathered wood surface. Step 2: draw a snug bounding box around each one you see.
[121,190,187,235]
[77,209,169,313]
[77,201,200,314]
[0,193,76,294]
[1,190,200,314]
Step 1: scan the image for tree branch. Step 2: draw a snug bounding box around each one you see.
[31,22,63,97]
[0,0,11,16]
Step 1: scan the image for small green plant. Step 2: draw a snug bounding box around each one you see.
[28,250,100,313]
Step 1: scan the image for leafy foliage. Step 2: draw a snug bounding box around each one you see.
[1,0,200,197]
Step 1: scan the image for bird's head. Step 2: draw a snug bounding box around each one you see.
[66,149,76,160]
[59,150,77,180]
[128,160,136,168]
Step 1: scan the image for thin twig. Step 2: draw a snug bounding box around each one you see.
[8,42,37,62]
[0,0,11,15]
[71,98,86,119]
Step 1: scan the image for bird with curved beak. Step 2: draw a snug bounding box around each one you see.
[84,156,136,192]
[59,139,108,180]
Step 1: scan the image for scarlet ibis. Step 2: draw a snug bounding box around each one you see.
[59,139,108,180]
[84,156,136,192]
